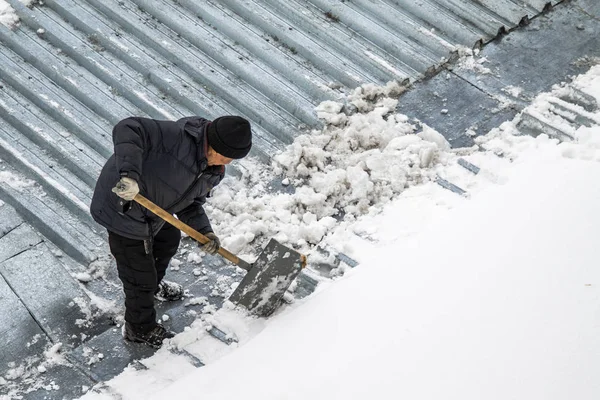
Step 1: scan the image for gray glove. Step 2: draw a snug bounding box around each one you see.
[112,177,139,201]
[201,232,221,255]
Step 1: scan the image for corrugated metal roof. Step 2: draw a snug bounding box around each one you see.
[0,0,561,261]
[0,0,584,393]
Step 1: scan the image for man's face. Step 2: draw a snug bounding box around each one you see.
[207,147,234,166]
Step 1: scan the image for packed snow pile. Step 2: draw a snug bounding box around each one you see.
[0,1,19,28]
[0,0,33,28]
[204,81,460,265]
[204,64,600,271]
[273,82,435,217]
[455,46,493,75]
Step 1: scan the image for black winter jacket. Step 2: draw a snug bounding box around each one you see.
[90,116,224,240]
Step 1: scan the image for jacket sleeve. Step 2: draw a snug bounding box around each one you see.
[112,117,150,182]
[177,197,213,235]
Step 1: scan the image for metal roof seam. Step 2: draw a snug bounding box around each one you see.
[230,0,409,84]
[0,89,103,186]
[434,0,511,39]
[386,0,485,47]
[306,0,442,73]
[0,50,114,158]
[0,25,143,125]
[43,0,232,120]
[180,0,342,102]
[351,1,459,56]
[82,0,307,143]
[129,0,322,128]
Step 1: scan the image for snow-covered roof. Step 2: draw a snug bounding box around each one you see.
[0,0,586,397]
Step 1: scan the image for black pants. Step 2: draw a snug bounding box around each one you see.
[108,222,181,333]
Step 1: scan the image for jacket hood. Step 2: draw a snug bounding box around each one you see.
[177,117,210,165]
[177,116,208,140]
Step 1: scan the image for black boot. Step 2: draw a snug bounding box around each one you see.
[123,322,175,349]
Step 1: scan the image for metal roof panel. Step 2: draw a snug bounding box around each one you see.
[0,0,564,287]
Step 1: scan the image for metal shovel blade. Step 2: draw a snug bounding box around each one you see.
[229,239,306,317]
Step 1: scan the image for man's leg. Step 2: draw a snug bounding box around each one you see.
[153,221,181,285]
[108,232,158,333]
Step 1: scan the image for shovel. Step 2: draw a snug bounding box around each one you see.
[133,194,307,317]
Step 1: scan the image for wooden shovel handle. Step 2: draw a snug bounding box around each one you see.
[133,194,249,269]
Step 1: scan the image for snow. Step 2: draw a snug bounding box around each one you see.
[456,46,492,75]
[502,85,524,98]
[73,272,94,283]
[67,63,600,400]
[0,341,69,399]
[202,81,450,260]
[0,170,35,192]
[185,297,208,307]
[147,155,600,400]
[0,0,19,28]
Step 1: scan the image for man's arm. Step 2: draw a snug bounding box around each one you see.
[113,117,150,182]
[177,197,213,235]
[178,198,221,254]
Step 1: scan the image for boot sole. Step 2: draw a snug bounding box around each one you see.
[124,335,163,349]
[123,330,165,349]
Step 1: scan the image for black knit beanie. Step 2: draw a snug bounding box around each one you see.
[207,116,252,159]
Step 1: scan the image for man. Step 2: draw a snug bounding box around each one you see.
[90,115,252,348]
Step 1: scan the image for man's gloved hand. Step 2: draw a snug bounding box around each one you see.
[200,232,221,255]
[112,177,139,201]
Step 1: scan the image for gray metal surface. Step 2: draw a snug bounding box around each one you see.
[0,273,49,367]
[19,364,96,400]
[0,0,565,266]
[0,240,100,346]
[0,205,50,369]
[69,327,157,382]
[398,0,599,147]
